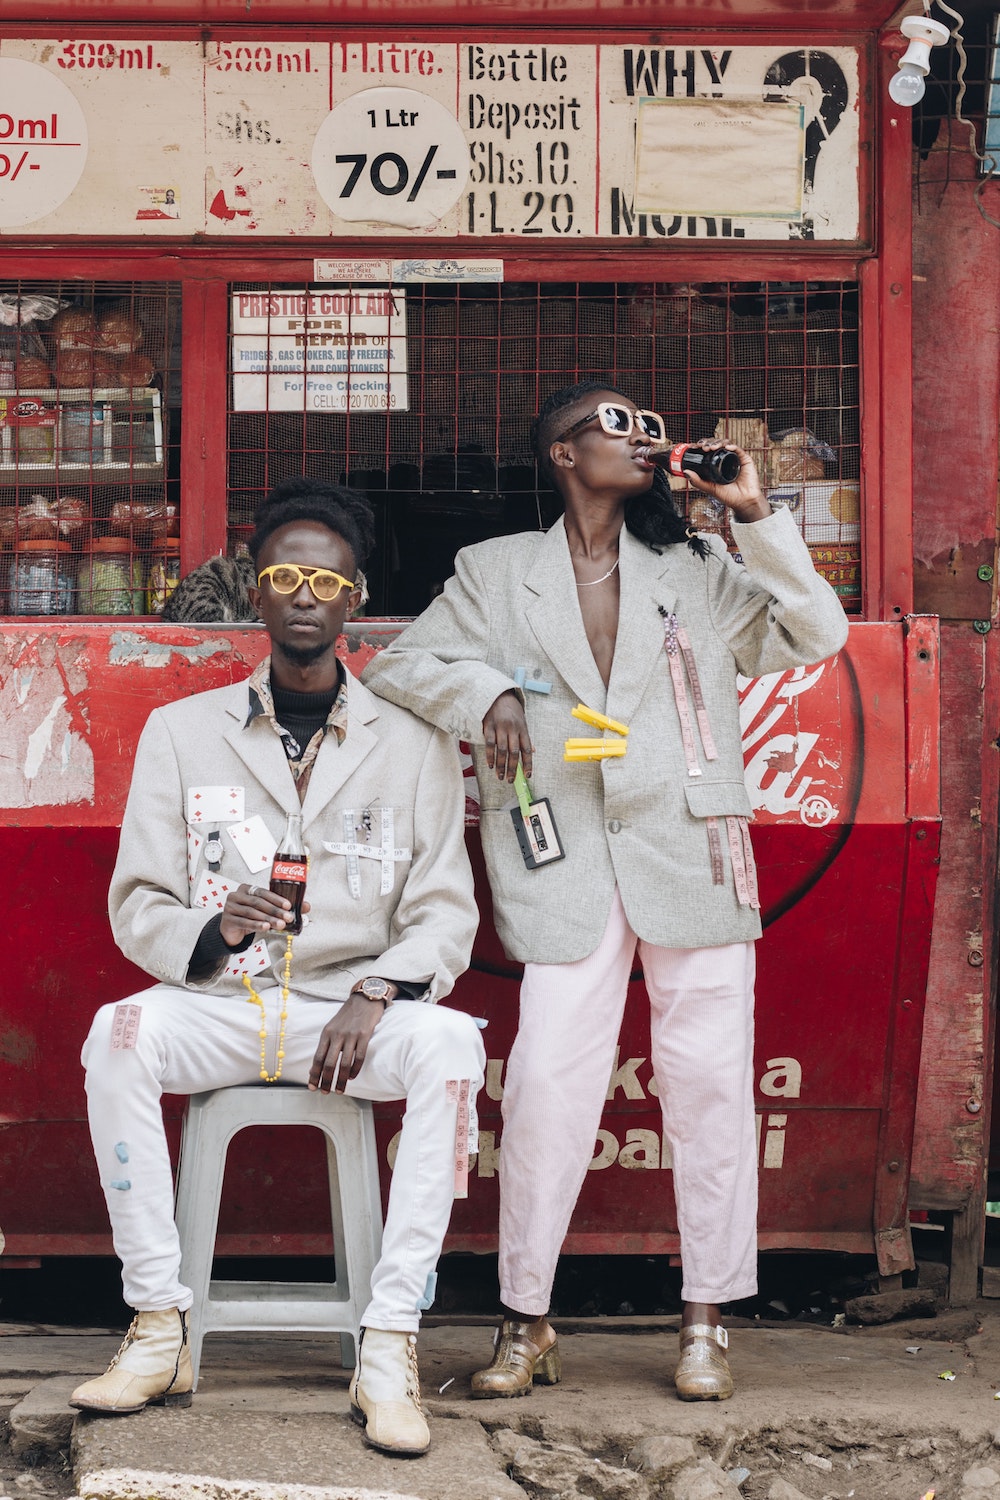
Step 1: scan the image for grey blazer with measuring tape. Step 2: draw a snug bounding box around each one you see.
[363,506,849,963]
[109,668,478,1003]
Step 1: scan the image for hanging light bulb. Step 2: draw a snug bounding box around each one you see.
[888,15,951,107]
[889,60,929,105]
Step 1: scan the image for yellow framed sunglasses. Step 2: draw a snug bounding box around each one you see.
[257,563,360,602]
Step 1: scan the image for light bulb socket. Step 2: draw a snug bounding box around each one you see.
[888,15,949,106]
[898,14,951,47]
[898,38,933,75]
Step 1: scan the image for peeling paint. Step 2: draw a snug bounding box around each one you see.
[24,696,66,781]
[109,632,234,668]
[57,638,92,697]
[0,636,95,808]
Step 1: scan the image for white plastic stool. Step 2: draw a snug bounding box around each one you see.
[174,1085,383,1388]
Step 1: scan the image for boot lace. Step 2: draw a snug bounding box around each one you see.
[405,1334,424,1412]
[106,1315,140,1371]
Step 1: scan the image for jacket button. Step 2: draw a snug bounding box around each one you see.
[608,819,622,834]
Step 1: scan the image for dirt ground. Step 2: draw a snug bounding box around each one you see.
[3,1248,999,1499]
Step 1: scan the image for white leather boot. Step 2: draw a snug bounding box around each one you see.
[70,1308,193,1413]
[349,1327,430,1456]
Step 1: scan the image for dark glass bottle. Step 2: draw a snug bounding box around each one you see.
[658,442,742,485]
[269,810,308,935]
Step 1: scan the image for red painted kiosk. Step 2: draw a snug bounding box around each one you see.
[3,0,992,1295]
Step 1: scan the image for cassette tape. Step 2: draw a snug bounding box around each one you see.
[510,796,565,870]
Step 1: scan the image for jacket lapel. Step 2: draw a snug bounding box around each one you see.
[223,685,301,816]
[606,530,680,724]
[523,518,609,710]
[222,672,381,828]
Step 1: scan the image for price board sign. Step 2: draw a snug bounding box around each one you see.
[0,37,862,242]
[312,88,469,229]
[230,287,408,413]
[0,60,88,229]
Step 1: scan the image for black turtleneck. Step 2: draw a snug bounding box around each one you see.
[271,674,341,751]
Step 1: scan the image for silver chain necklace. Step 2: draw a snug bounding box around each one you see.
[575,557,620,587]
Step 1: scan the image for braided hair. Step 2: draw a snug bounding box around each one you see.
[249,477,376,573]
[530,380,708,559]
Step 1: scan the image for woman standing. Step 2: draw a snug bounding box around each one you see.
[363,381,848,1401]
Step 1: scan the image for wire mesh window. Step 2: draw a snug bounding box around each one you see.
[0,280,181,617]
[910,8,999,198]
[227,279,861,616]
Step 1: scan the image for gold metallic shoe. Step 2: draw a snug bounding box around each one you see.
[674,1323,734,1401]
[470,1316,561,1398]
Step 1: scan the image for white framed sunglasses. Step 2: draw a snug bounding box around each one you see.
[557,401,667,444]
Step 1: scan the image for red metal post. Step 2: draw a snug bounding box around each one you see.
[868,29,915,623]
[181,280,230,569]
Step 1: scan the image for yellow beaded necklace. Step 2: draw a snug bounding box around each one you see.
[242,933,293,1082]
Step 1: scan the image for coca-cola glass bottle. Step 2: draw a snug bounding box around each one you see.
[660,442,742,485]
[269,810,308,935]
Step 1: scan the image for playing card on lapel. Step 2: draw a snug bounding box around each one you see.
[227,815,278,875]
[222,939,269,979]
[192,870,234,911]
[186,785,245,824]
[186,827,204,887]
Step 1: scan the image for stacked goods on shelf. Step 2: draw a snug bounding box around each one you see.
[662,414,860,609]
[48,305,156,390]
[0,299,171,616]
[0,302,156,393]
[762,427,860,608]
[0,492,89,543]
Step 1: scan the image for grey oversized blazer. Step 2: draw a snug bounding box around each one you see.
[363,507,849,963]
[109,667,478,1003]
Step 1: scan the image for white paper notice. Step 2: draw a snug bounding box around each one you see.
[634,97,805,219]
[231,287,408,413]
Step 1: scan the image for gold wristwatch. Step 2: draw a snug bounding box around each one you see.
[353,976,395,1006]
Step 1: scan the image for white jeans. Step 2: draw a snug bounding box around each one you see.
[499,888,758,1313]
[81,986,485,1332]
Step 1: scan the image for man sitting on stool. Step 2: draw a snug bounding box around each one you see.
[70,478,484,1458]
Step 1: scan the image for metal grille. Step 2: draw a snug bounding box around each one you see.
[227,279,861,616]
[0,279,180,617]
[910,11,999,203]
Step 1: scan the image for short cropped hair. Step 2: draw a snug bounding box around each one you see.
[249,478,375,572]
[530,381,705,558]
[530,380,624,484]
